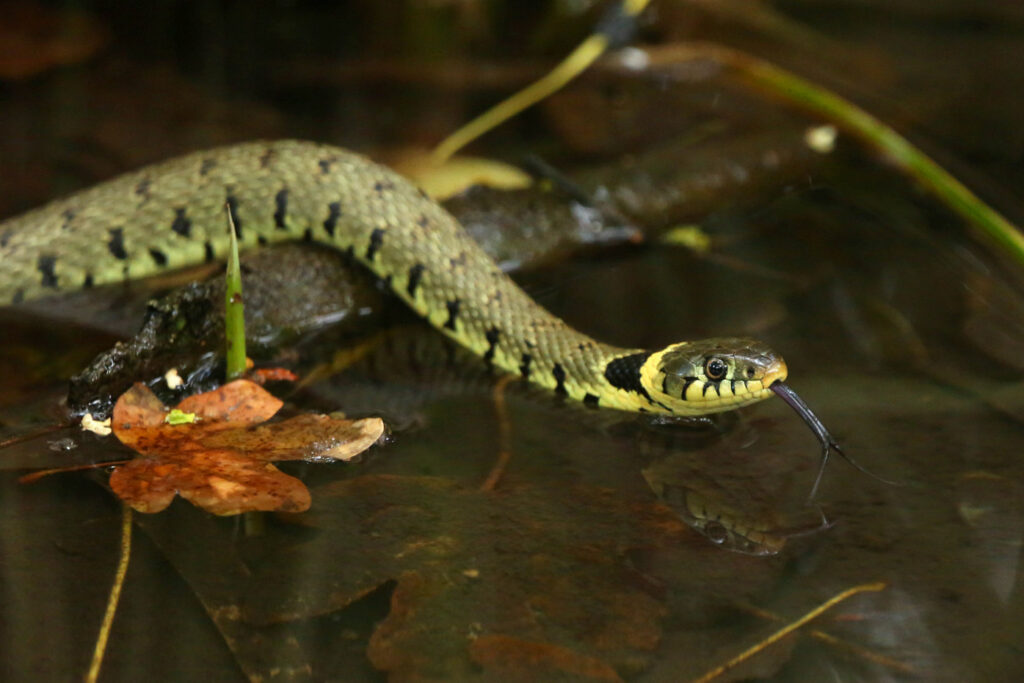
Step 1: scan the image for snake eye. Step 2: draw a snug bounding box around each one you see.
[704,357,728,381]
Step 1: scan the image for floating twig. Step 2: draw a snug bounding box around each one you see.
[86,505,133,683]
[736,600,913,675]
[693,581,887,683]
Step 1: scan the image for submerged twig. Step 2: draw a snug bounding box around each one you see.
[0,423,72,450]
[480,375,517,492]
[18,460,130,484]
[693,581,887,683]
[86,504,133,683]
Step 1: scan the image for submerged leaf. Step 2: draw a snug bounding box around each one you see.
[108,381,383,515]
[109,449,311,515]
[469,634,624,682]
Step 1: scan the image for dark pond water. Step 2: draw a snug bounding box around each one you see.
[2,2,1024,681]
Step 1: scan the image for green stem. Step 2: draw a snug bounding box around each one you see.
[638,44,1024,268]
[430,0,652,163]
[224,204,247,380]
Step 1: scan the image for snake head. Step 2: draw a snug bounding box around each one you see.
[642,338,788,414]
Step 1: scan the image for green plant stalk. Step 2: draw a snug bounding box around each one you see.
[430,0,652,163]
[639,44,1024,268]
[224,205,247,380]
[742,52,1024,267]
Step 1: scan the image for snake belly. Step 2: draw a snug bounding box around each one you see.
[0,140,786,415]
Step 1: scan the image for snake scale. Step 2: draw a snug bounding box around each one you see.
[0,140,792,417]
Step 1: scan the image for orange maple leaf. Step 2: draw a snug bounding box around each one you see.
[109,379,383,515]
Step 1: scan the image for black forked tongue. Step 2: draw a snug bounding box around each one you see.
[770,382,900,501]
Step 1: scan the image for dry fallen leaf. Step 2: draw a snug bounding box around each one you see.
[109,380,383,515]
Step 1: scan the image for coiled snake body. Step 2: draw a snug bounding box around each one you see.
[0,140,789,415]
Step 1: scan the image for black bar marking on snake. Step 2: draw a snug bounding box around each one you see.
[406,263,426,298]
[37,255,58,288]
[60,209,76,231]
[444,299,461,331]
[171,208,191,238]
[373,180,394,193]
[483,327,500,364]
[149,249,168,266]
[318,158,334,174]
[199,158,217,176]
[107,228,128,260]
[605,351,668,407]
[12,289,24,304]
[552,363,568,395]
[604,352,652,395]
[519,353,532,378]
[323,201,341,237]
[134,178,151,200]
[731,380,738,395]
[83,273,94,288]
[303,228,314,242]
[703,381,720,397]
[226,194,242,240]
[583,393,600,407]
[257,235,269,246]
[0,230,10,247]
[366,228,386,261]
[274,189,289,230]
[204,241,215,263]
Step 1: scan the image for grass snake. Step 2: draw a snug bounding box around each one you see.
[1,140,854,488]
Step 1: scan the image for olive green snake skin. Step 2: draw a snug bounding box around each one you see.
[0,140,789,415]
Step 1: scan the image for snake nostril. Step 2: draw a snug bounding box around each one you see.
[745,366,755,379]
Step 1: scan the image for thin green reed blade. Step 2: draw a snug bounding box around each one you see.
[224,203,247,380]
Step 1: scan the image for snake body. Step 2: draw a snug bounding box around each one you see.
[0,140,787,415]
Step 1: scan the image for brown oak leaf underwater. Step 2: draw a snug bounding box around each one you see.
[109,379,383,515]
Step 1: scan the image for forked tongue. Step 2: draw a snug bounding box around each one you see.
[770,382,900,500]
